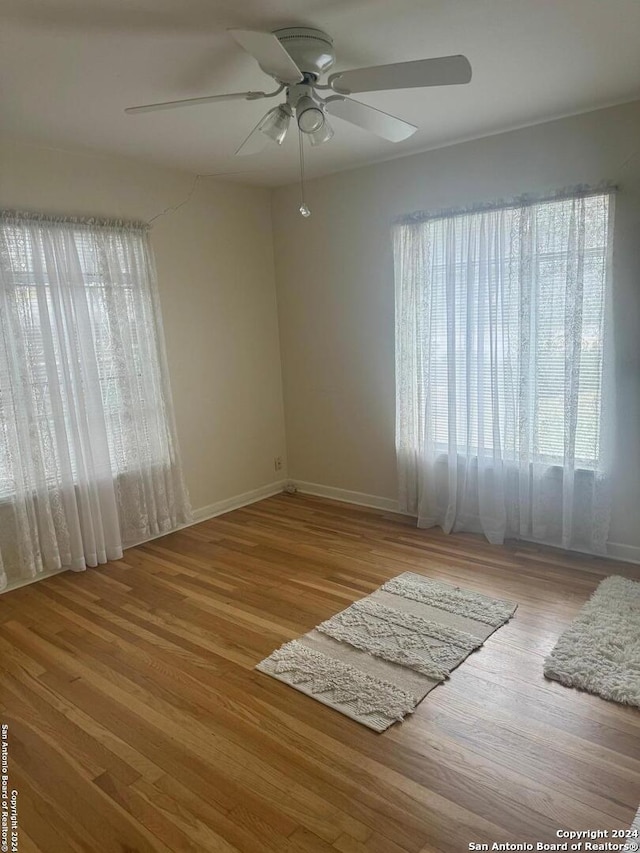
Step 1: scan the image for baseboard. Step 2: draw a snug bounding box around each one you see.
[291,480,409,514]
[605,541,640,565]
[132,480,288,544]
[1,565,70,595]
[4,479,637,597]
[292,480,640,565]
[191,480,287,523]
[0,480,287,596]
[519,536,640,566]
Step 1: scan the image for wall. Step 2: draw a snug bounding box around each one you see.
[0,140,287,517]
[272,100,640,559]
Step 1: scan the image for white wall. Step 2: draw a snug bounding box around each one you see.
[0,140,287,515]
[272,100,640,558]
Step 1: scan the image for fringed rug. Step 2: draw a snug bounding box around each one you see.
[256,572,517,732]
[544,575,640,708]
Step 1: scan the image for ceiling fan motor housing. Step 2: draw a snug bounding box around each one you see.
[272,27,336,80]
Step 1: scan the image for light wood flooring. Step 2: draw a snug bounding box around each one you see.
[1,493,639,853]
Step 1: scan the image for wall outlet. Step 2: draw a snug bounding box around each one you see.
[274,456,283,472]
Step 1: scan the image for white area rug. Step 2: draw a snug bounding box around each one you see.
[256,572,517,731]
[544,575,640,708]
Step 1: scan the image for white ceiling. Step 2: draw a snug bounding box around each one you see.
[1,0,640,187]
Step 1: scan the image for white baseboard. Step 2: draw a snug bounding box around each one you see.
[605,541,640,565]
[4,478,637,597]
[2,565,69,595]
[291,480,408,514]
[292,480,640,566]
[133,480,288,544]
[191,480,287,523]
[0,480,287,596]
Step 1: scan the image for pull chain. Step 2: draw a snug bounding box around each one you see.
[298,128,311,217]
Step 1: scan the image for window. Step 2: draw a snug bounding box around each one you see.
[0,216,175,497]
[395,191,612,469]
[393,188,615,553]
[0,212,191,587]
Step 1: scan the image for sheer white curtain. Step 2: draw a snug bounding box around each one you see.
[394,189,615,554]
[0,212,192,590]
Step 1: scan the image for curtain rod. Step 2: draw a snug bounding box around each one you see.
[394,182,618,226]
[0,209,149,231]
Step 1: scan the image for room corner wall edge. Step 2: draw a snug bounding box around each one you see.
[291,480,640,565]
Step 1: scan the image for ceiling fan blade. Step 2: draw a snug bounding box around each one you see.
[329,55,472,95]
[125,90,265,114]
[325,97,417,143]
[228,29,304,85]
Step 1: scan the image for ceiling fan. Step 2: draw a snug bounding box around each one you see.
[125,27,472,156]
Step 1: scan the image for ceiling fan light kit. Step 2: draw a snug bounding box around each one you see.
[260,104,292,145]
[295,94,326,134]
[308,120,334,147]
[126,25,472,215]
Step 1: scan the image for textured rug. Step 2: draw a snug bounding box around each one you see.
[256,572,517,731]
[544,575,640,708]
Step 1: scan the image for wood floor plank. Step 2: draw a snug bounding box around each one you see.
[0,492,639,853]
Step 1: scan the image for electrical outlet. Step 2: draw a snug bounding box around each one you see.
[274,456,283,472]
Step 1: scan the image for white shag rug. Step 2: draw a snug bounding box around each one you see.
[256,572,517,732]
[544,575,640,708]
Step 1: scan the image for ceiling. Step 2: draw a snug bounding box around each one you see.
[1,0,640,187]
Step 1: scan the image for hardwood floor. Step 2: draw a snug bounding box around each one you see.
[1,493,639,853]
